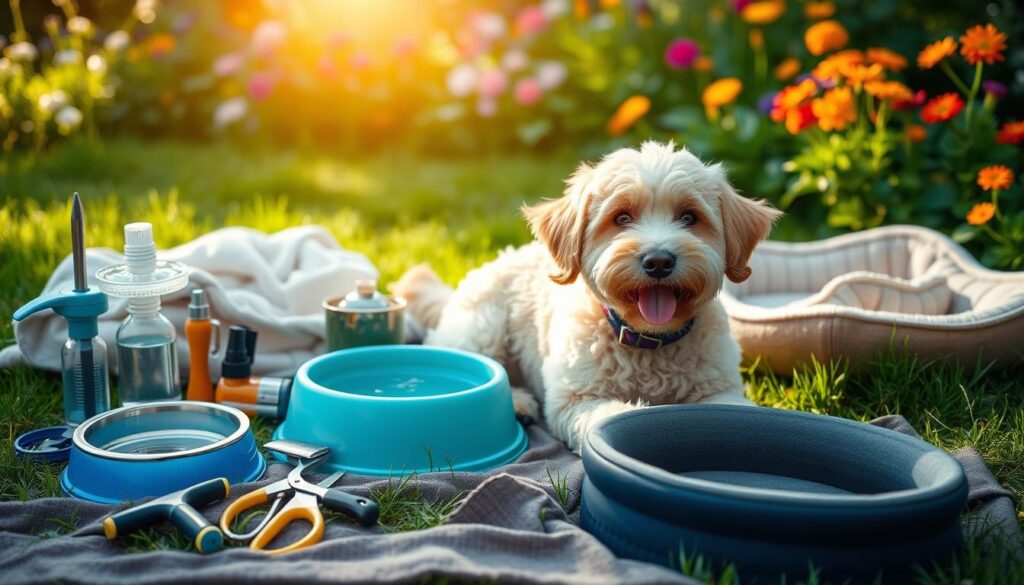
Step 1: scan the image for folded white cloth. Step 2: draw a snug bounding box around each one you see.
[1,225,378,377]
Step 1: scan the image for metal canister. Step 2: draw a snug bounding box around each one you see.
[323,280,405,352]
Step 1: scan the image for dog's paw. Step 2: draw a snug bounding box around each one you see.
[511,387,541,420]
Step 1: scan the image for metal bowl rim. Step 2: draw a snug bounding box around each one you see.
[72,401,251,461]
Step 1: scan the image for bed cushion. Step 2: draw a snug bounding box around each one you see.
[721,225,1024,373]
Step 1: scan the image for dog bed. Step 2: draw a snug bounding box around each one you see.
[580,404,968,582]
[720,225,1024,373]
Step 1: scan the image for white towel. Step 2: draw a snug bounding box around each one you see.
[1,225,378,377]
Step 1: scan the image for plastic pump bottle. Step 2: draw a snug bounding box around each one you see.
[114,223,181,406]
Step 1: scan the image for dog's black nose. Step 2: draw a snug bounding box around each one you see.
[641,251,676,279]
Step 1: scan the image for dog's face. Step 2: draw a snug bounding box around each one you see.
[524,142,781,334]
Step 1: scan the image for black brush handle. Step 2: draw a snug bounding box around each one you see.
[322,489,379,526]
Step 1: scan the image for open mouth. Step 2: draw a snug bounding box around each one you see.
[625,285,685,326]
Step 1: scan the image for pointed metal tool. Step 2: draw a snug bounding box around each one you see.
[72,192,97,418]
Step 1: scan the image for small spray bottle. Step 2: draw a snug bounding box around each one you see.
[96,222,190,407]
[215,326,291,420]
[13,193,110,428]
[185,289,220,402]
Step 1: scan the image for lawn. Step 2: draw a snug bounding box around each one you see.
[1,139,1022,584]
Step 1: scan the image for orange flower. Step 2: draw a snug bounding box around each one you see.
[966,202,996,226]
[960,24,1007,65]
[805,20,848,56]
[784,104,817,134]
[693,56,713,73]
[811,87,856,131]
[996,120,1024,145]
[917,37,957,69]
[146,33,176,58]
[771,78,818,122]
[865,80,913,102]
[905,124,927,142]
[774,57,801,80]
[703,78,743,113]
[749,28,765,50]
[920,93,964,124]
[812,49,863,81]
[866,47,908,72]
[741,1,786,25]
[977,165,1014,191]
[839,62,884,86]
[804,1,835,20]
[607,95,651,136]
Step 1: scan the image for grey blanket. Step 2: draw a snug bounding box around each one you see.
[1,417,1019,584]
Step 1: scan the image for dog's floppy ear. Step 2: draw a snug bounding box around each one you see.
[718,171,782,284]
[522,163,592,285]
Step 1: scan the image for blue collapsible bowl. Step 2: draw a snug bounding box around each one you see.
[581,405,968,583]
[62,402,265,504]
[273,345,528,475]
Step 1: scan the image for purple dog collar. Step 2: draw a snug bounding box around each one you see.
[601,306,695,350]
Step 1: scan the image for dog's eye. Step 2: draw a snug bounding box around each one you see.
[678,212,697,226]
[614,213,633,226]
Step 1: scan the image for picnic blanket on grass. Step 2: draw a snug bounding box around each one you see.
[1,416,1020,584]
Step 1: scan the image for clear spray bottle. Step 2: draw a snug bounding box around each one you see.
[96,222,190,406]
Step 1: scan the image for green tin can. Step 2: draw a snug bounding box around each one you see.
[324,281,405,352]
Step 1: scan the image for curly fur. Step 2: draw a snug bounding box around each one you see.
[393,142,781,451]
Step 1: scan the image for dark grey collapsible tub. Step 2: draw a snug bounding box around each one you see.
[580,405,968,583]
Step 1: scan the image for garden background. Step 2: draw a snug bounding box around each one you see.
[1,1,1023,583]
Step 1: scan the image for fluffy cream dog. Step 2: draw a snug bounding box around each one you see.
[393,142,781,451]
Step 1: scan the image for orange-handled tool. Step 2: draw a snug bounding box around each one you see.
[220,440,378,555]
[185,289,220,402]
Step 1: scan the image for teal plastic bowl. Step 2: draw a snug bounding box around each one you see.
[273,346,528,475]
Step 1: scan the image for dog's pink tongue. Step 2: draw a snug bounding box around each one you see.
[637,286,677,326]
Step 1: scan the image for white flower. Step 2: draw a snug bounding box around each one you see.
[502,49,529,72]
[213,97,248,130]
[6,42,39,63]
[472,12,506,40]
[446,63,478,97]
[591,13,615,31]
[87,54,107,74]
[251,20,287,58]
[39,90,70,113]
[537,61,567,90]
[133,0,158,24]
[542,0,569,18]
[66,16,93,36]
[55,105,83,134]
[104,30,131,53]
[53,49,83,66]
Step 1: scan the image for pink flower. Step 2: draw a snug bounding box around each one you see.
[251,20,287,59]
[394,36,417,58]
[515,78,544,105]
[317,55,336,79]
[731,0,755,11]
[515,6,548,37]
[213,52,244,77]
[247,72,274,101]
[477,97,497,117]
[350,51,371,70]
[477,69,508,98]
[537,61,567,89]
[664,38,700,69]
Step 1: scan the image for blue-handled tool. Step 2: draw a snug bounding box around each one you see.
[13,193,111,432]
[76,477,231,554]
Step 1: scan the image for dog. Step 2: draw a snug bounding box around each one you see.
[393,142,781,452]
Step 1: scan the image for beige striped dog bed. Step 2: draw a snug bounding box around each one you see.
[721,225,1024,373]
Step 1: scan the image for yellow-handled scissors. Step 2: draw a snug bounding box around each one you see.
[220,450,379,555]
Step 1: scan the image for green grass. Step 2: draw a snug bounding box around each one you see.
[1,139,1022,582]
